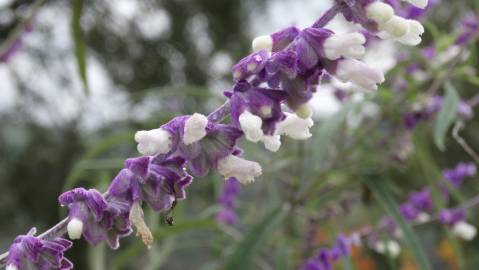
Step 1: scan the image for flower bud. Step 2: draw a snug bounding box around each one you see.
[217,155,262,184]
[380,16,410,37]
[252,35,273,52]
[374,241,401,257]
[365,2,394,23]
[67,218,84,240]
[397,19,424,46]
[183,113,209,145]
[295,103,313,119]
[335,59,385,91]
[135,128,172,156]
[261,135,281,152]
[323,32,366,60]
[239,111,264,142]
[276,113,314,140]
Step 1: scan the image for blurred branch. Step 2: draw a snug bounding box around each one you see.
[452,121,479,164]
[0,0,45,59]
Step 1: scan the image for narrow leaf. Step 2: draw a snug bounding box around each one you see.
[433,83,459,151]
[71,0,88,94]
[225,205,288,270]
[362,176,431,270]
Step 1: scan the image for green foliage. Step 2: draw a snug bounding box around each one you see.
[433,83,459,151]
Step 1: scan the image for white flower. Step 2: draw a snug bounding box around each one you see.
[67,218,84,240]
[323,32,366,60]
[403,0,428,8]
[135,128,172,156]
[365,2,394,23]
[452,221,477,241]
[380,16,410,38]
[276,112,314,140]
[335,59,385,91]
[217,155,262,184]
[295,103,313,119]
[252,35,273,52]
[239,111,264,143]
[397,19,424,46]
[261,135,282,152]
[183,113,208,145]
[6,265,18,270]
[374,241,401,257]
[416,212,431,223]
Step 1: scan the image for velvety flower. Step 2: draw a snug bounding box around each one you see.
[231,50,270,81]
[59,188,132,249]
[373,240,401,257]
[439,208,465,227]
[109,155,192,212]
[6,228,73,270]
[228,80,287,137]
[217,154,262,184]
[216,178,241,225]
[443,162,476,187]
[326,58,385,90]
[178,122,243,177]
[408,188,433,212]
[455,14,479,45]
[400,202,419,221]
[343,0,427,45]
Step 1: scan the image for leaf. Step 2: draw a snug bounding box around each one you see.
[224,205,288,270]
[71,0,88,94]
[433,83,459,151]
[311,102,358,171]
[362,176,432,270]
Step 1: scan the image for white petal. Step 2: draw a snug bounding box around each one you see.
[135,128,172,155]
[387,241,401,257]
[276,112,313,140]
[217,155,262,184]
[397,20,424,46]
[183,113,208,145]
[416,212,431,223]
[261,135,281,152]
[6,265,18,270]
[67,218,84,240]
[365,2,394,23]
[380,16,410,38]
[252,35,273,52]
[239,111,264,143]
[335,59,385,91]
[452,221,477,241]
[295,103,313,119]
[403,0,428,8]
[323,32,366,60]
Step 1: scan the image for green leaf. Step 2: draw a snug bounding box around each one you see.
[71,0,88,94]
[224,205,288,270]
[362,176,431,270]
[433,83,459,151]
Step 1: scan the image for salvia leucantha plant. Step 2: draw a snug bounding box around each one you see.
[1,0,479,269]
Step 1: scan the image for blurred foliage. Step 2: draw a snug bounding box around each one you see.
[1,0,479,269]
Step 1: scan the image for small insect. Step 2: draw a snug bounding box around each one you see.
[165,216,174,226]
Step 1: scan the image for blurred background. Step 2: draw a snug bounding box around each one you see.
[0,0,478,269]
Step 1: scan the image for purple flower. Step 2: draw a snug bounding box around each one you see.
[400,203,419,221]
[6,228,73,270]
[58,188,132,249]
[109,155,192,212]
[455,14,478,45]
[408,188,433,212]
[443,162,476,187]
[439,208,465,227]
[216,178,241,225]
[228,80,287,137]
